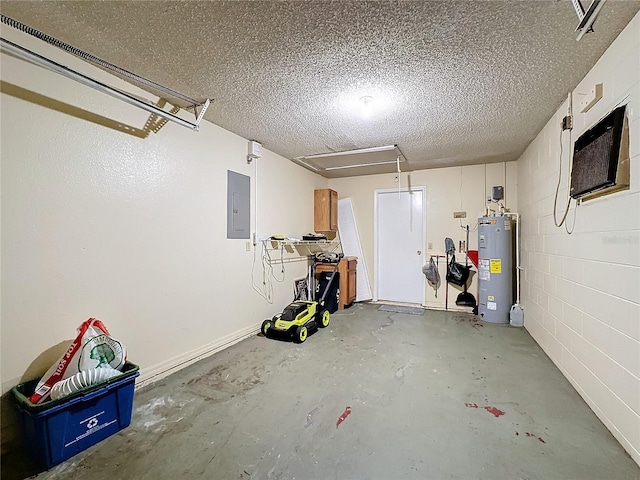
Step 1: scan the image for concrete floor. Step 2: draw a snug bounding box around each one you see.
[4,303,639,479]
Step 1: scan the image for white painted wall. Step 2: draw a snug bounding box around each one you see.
[516,12,640,465]
[0,27,327,447]
[329,162,518,310]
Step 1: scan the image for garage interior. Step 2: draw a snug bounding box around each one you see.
[1,1,639,479]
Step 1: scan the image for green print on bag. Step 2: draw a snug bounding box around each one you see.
[78,334,124,370]
[90,343,116,367]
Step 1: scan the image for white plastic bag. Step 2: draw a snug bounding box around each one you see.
[29,318,126,404]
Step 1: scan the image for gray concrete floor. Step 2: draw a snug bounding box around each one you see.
[4,303,639,479]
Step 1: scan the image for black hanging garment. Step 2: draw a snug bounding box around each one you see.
[446,254,470,287]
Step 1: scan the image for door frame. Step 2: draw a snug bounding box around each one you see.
[373,186,427,305]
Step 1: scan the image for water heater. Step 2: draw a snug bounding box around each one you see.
[478,216,513,323]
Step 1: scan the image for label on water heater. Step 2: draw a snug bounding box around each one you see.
[490,259,502,273]
[479,259,490,280]
[487,302,497,311]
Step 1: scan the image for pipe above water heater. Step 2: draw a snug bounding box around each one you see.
[503,212,521,305]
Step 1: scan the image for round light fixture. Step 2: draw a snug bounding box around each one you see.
[359,95,374,119]
[334,89,397,121]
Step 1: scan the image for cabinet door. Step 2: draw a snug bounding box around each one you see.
[347,260,357,302]
[329,189,338,231]
[314,189,338,232]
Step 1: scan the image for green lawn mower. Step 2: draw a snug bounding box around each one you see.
[261,253,342,343]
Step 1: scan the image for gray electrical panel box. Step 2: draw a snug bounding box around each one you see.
[227,170,250,239]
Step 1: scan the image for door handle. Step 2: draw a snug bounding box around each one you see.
[417,250,422,255]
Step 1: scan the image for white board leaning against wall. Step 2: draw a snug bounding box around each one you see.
[338,198,372,302]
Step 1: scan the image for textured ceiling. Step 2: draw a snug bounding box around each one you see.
[2,1,639,177]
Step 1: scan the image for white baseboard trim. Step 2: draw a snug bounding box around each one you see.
[424,305,475,313]
[370,300,421,306]
[135,322,260,389]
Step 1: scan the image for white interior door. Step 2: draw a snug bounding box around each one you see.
[375,187,426,305]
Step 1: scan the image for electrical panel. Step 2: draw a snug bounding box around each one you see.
[227,170,250,239]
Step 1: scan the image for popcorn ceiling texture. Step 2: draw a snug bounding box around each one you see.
[2,0,639,177]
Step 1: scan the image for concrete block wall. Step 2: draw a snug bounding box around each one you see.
[516,11,640,465]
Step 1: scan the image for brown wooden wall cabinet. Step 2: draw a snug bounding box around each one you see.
[314,189,338,232]
[315,256,357,310]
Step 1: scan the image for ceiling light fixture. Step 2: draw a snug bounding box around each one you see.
[334,87,397,121]
[359,95,374,119]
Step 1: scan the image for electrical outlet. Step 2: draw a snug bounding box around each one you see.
[246,241,251,251]
[453,211,467,218]
[562,115,573,131]
[428,242,433,250]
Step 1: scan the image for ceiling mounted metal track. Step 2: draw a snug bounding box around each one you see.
[571,0,607,41]
[0,14,211,131]
[1,38,209,131]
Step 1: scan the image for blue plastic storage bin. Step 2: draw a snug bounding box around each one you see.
[11,361,139,470]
